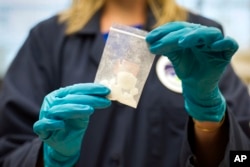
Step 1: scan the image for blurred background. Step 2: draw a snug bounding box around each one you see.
[0,0,69,78]
[0,0,249,92]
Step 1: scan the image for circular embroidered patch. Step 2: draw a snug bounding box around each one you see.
[156,56,182,93]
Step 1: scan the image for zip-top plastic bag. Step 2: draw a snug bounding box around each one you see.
[94,23,155,108]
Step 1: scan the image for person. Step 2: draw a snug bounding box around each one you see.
[0,0,249,167]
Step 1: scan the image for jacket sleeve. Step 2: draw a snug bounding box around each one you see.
[180,65,250,166]
[2,138,42,167]
[0,17,60,167]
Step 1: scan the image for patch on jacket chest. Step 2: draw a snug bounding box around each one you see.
[156,56,182,94]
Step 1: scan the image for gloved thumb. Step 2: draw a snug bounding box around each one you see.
[33,119,64,139]
[211,36,239,60]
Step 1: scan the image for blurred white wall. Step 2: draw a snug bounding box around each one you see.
[0,0,70,77]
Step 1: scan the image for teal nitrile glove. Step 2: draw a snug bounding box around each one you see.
[146,21,238,122]
[33,83,111,167]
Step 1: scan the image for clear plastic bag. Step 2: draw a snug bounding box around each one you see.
[94,23,155,108]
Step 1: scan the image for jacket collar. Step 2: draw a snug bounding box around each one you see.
[77,10,102,35]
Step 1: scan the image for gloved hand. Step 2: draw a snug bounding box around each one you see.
[33,83,111,167]
[146,21,238,122]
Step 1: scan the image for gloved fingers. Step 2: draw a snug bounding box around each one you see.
[146,28,191,55]
[211,36,239,60]
[33,119,64,139]
[178,26,223,48]
[51,94,111,109]
[47,104,94,120]
[146,21,198,43]
[54,83,110,98]
[145,22,220,56]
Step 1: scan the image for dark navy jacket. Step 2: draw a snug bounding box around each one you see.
[0,10,250,167]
